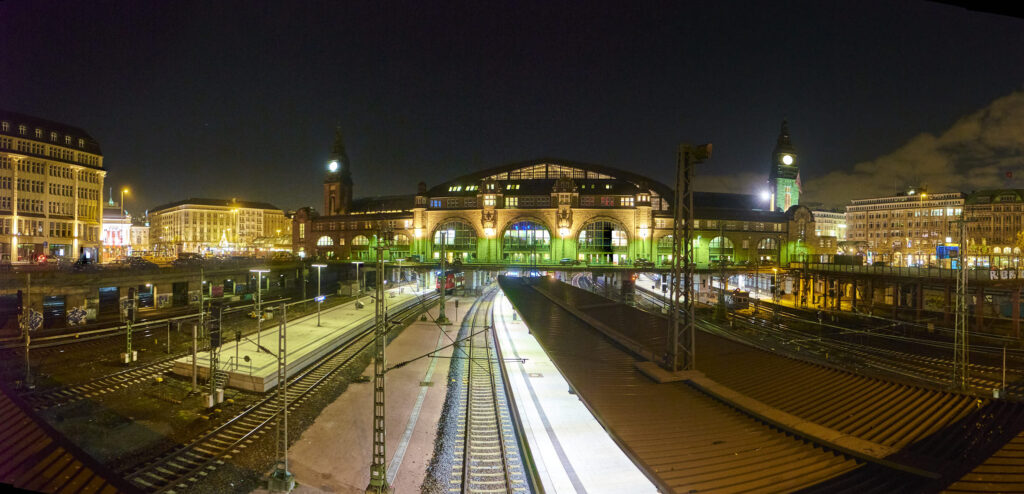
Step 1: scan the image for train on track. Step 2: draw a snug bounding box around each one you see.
[436,270,465,294]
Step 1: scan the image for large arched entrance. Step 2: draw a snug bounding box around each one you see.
[577,219,629,265]
[502,220,551,264]
[432,219,478,262]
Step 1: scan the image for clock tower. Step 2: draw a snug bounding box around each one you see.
[323,127,353,215]
[768,120,799,212]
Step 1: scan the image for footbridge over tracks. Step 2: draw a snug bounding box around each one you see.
[788,262,1024,339]
[497,275,1024,493]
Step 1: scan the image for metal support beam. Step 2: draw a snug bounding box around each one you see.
[668,143,711,372]
[367,225,393,493]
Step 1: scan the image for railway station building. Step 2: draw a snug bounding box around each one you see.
[293,127,834,269]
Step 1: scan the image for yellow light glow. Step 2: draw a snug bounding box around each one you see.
[484,227,495,238]
[413,228,423,238]
[638,226,649,239]
[559,227,570,238]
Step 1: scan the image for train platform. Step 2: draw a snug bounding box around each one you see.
[171,287,433,392]
[492,290,655,493]
[251,296,471,493]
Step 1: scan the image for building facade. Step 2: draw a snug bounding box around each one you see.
[130,221,150,256]
[151,198,289,256]
[101,197,132,262]
[294,133,828,269]
[812,210,846,242]
[845,187,964,265]
[964,189,1024,266]
[0,110,106,263]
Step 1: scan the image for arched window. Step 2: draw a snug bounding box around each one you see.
[578,221,628,251]
[393,234,411,246]
[502,221,551,251]
[710,236,734,263]
[432,219,477,252]
[352,235,370,246]
[316,236,333,246]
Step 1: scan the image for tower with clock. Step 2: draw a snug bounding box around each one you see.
[768,120,800,212]
[323,127,354,216]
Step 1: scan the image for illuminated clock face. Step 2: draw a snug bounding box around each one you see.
[327,160,339,172]
[781,154,794,165]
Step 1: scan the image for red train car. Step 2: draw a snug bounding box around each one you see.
[436,270,465,294]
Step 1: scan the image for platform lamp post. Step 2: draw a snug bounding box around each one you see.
[353,261,363,296]
[251,268,270,347]
[312,264,326,326]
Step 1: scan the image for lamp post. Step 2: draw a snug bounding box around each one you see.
[312,264,326,326]
[120,187,130,216]
[353,261,363,296]
[251,268,270,347]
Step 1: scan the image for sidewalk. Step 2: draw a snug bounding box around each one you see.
[493,291,656,494]
[250,296,470,493]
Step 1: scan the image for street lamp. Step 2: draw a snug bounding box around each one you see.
[121,187,130,216]
[353,261,363,296]
[312,264,326,326]
[251,268,270,347]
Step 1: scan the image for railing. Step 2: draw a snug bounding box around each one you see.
[792,263,1024,282]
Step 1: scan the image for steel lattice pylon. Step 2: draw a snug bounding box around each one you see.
[953,217,970,390]
[668,143,711,372]
[268,303,294,491]
[367,225,393,493]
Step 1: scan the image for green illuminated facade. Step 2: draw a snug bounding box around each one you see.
[295,151,827,269]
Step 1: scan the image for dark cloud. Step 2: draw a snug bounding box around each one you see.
[802,88,1024,206]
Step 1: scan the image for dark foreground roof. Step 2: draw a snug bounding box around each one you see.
[0,383,136,493]
[0,109,102,155]
[151,198,281,213]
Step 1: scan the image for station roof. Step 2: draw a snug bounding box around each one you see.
[426,158,673,199]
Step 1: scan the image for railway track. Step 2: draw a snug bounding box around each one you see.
[122,292,438,493]
[629,283,1024,399]
[450,289,529,493]
[22,355,179,410]
[17,294,347,411]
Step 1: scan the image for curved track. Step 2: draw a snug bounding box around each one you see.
[123,292,438,493]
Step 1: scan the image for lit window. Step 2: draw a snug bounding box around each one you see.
[621,197,634,207]
[505,197,518,207]
[50,131,57,141]
[483,195,496,207]
[65,135,71,144]
[1,122,7,132]
[78,138,84,148]
[34,129,42,138]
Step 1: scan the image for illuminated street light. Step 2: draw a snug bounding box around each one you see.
[121,187,130,216]
[312,264,326,326]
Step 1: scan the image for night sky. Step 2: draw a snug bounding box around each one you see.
[3,1,1023,212]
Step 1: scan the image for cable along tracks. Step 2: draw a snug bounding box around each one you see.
[451,290,529,493]
[123,292,438,493]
